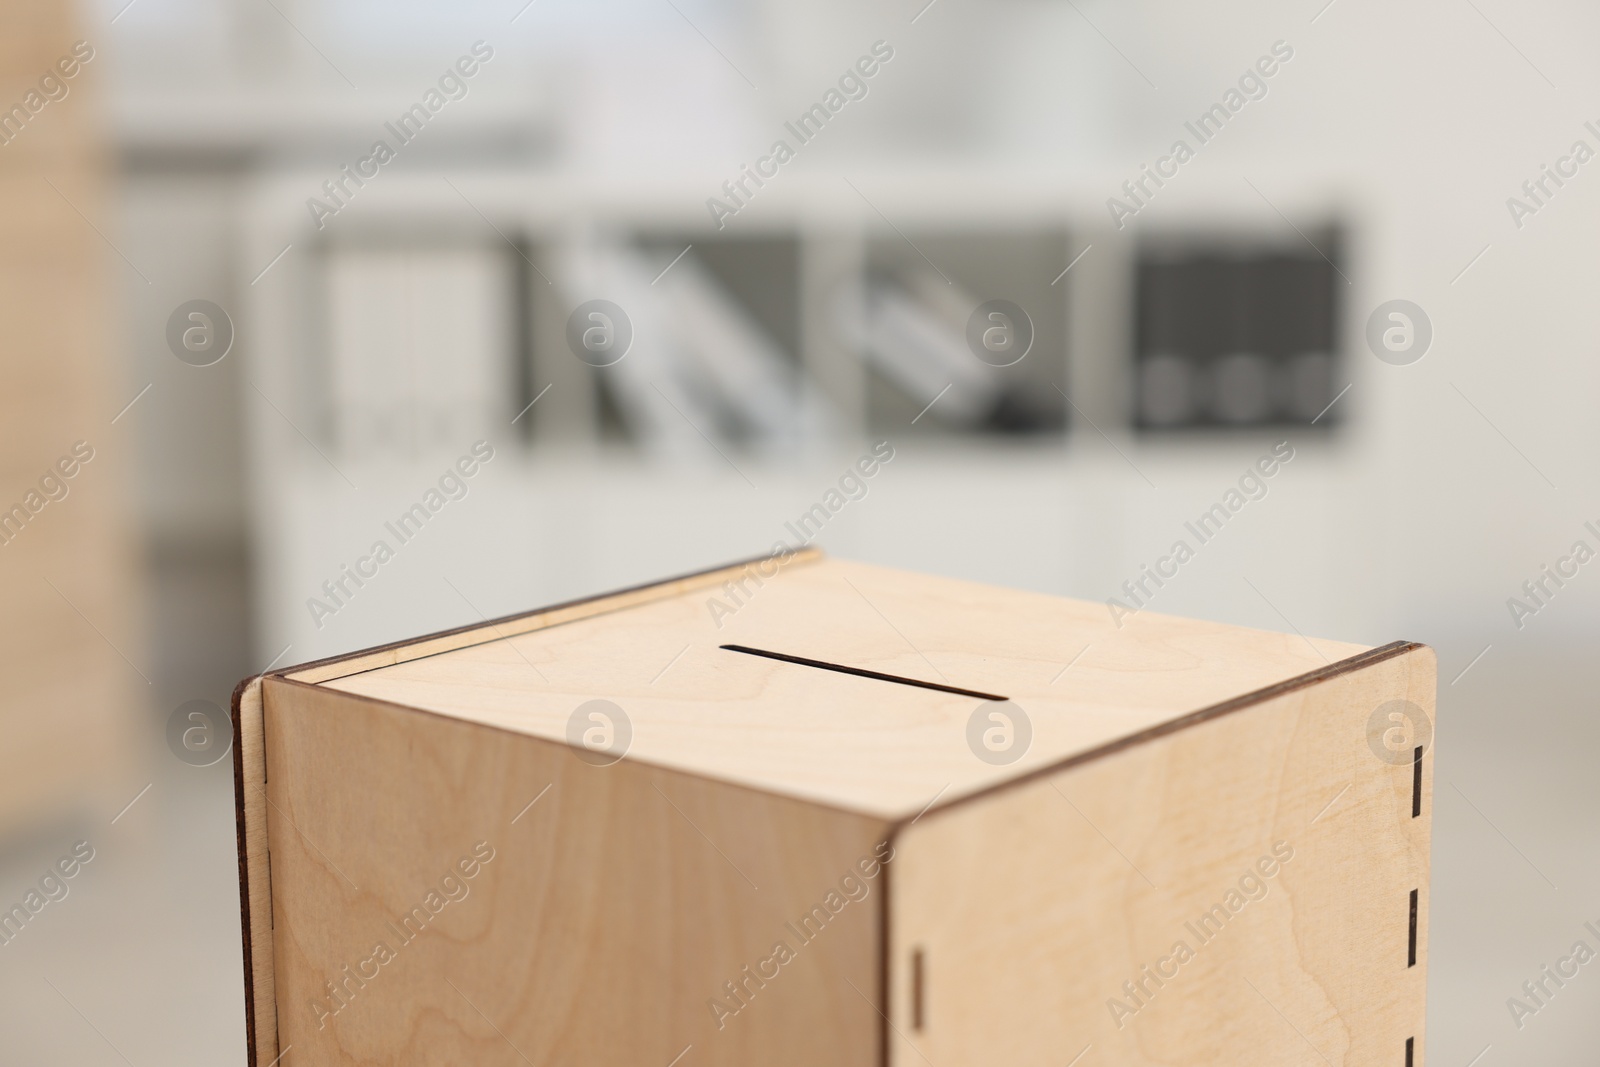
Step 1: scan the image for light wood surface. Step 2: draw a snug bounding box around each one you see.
[886,642,1435,1066]
[262,675,892,1066]
[237,550,821,1066]
[322,556,1368,819]
[238,552,1431,1067]
[0,0,138,836]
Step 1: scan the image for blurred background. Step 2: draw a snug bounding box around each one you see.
[1,0,1597,1061]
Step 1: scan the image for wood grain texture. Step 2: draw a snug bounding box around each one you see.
[262,676,894,1067]
[238,549,818,1065]
[323,557,1370,819]
[240,552,1432,1067]
[885,643,1436,1066]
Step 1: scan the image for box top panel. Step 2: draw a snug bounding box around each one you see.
[310,554,1369,819]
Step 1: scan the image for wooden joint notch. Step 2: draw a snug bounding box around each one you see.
[1412,745,1423,818]
[911,947,926,1031]
[1407,888,1419,967]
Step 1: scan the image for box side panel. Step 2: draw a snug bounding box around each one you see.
[261,678,892,1066]
[887,645,1435,1066]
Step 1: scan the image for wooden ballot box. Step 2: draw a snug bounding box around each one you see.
[233,549,1435,1066]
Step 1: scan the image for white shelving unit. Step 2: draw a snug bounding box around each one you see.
[240,164,1396,665]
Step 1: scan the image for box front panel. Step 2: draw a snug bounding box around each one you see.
[887,646,1435,1066]
[262,679,891,1066]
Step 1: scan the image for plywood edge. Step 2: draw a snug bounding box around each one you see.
[230,673,277,1067]
[893,639,1430,829]
[280,546,824,685]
